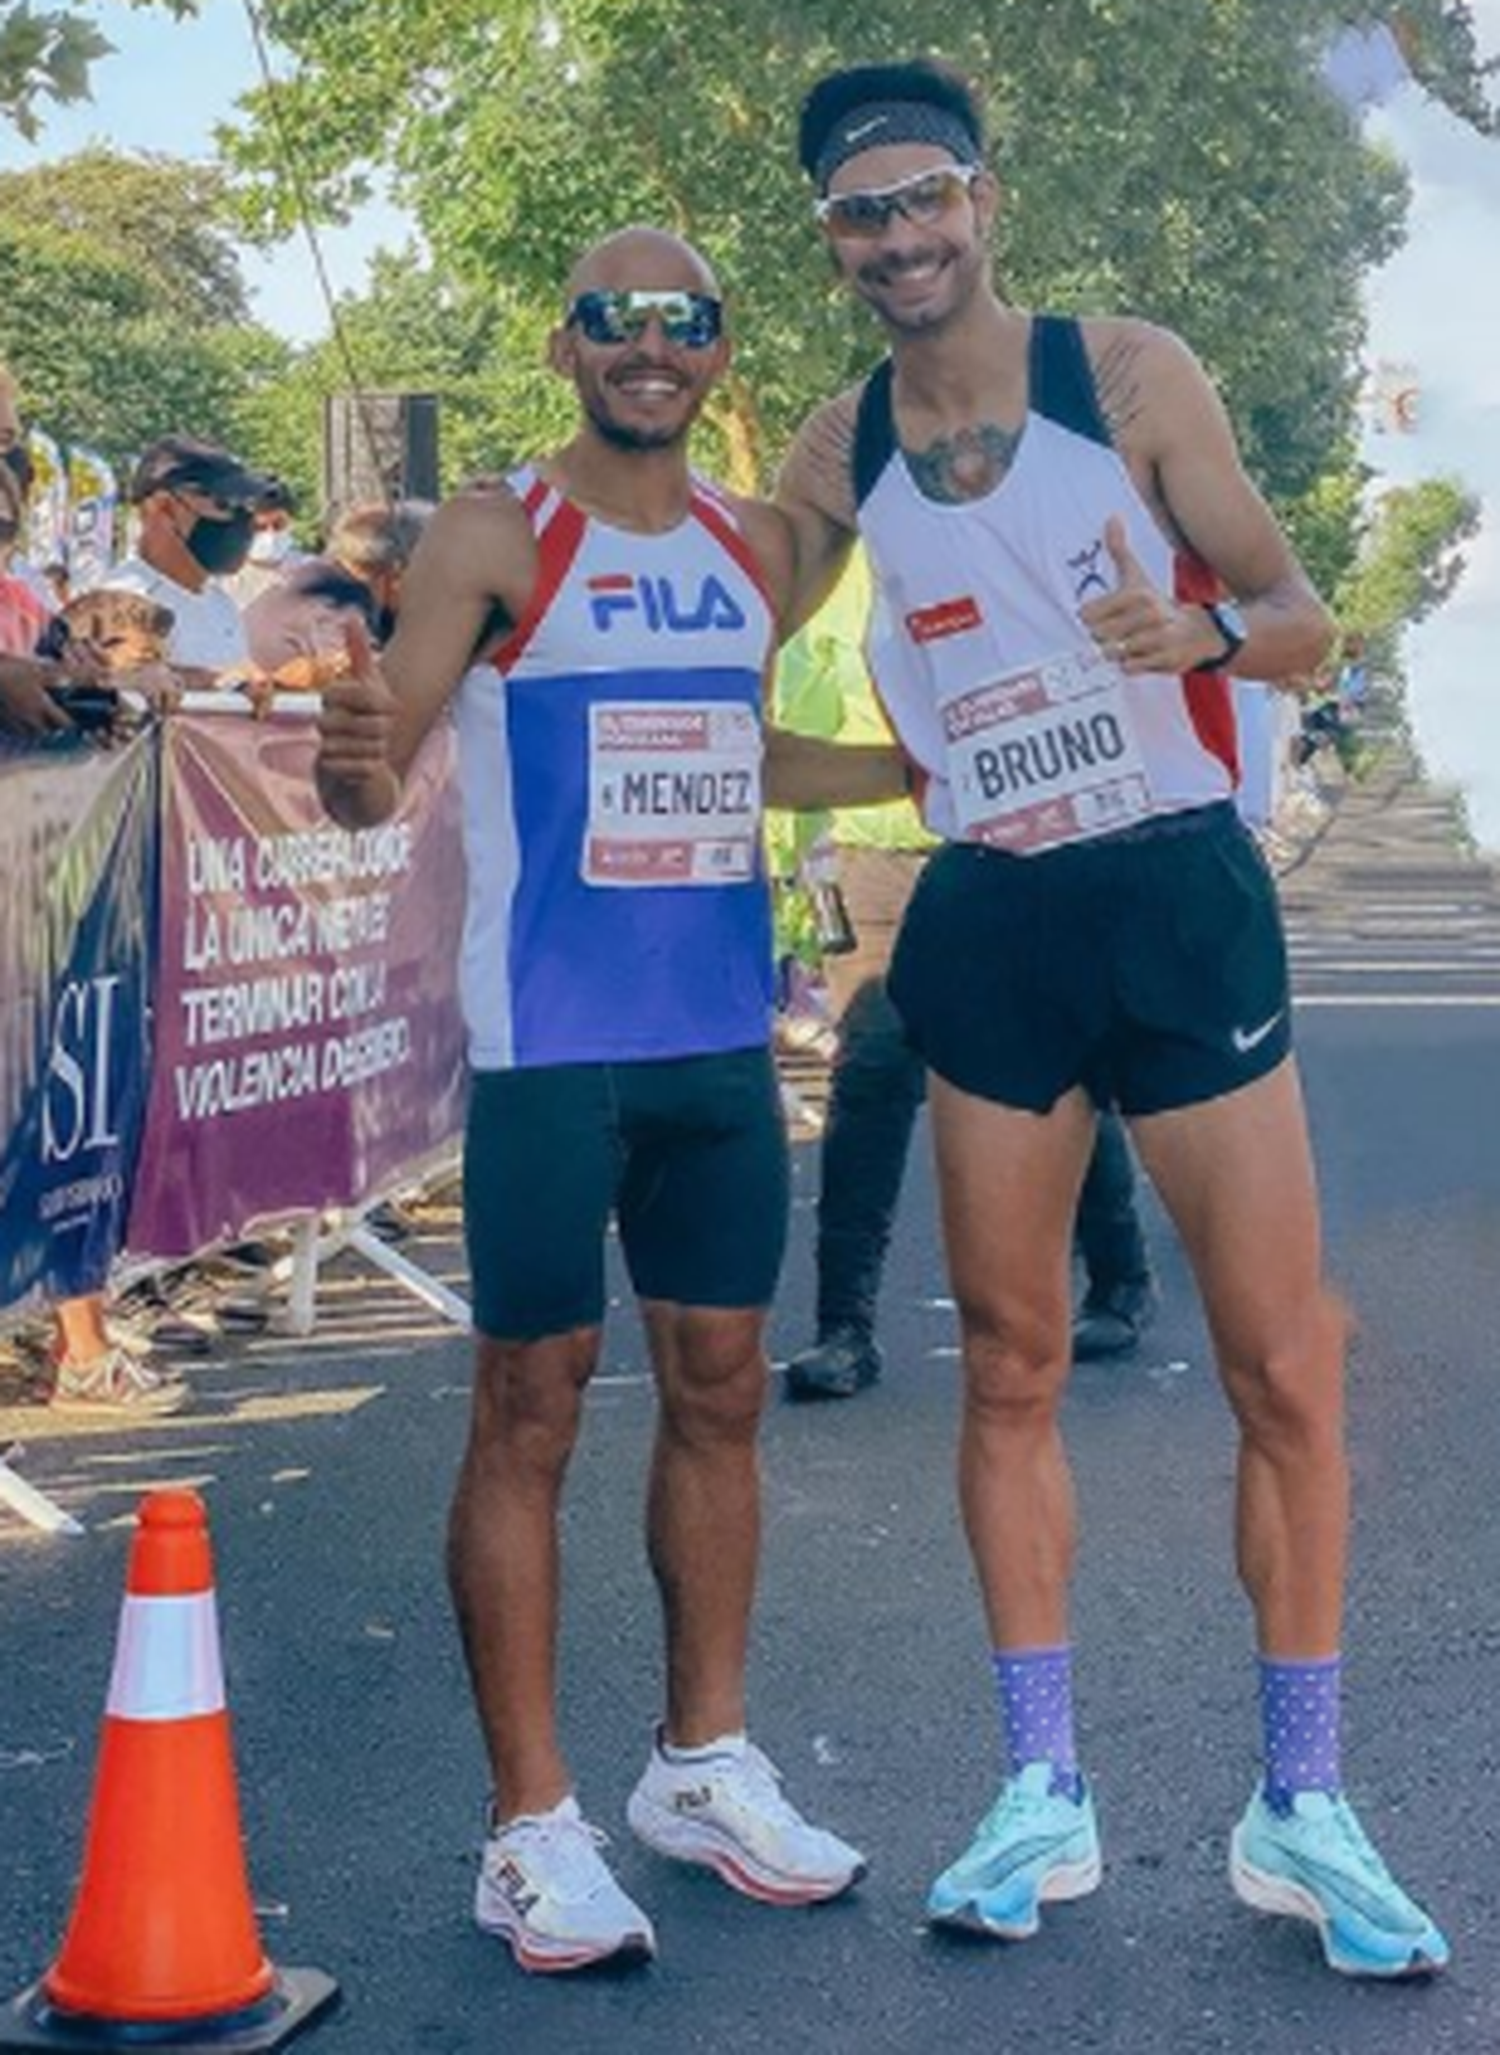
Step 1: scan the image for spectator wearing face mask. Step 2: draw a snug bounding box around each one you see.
[105,434,274,691]
[225,477,305,609]
[243,499,432,689]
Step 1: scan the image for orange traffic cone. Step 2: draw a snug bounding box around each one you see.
[2,1489,337,2052]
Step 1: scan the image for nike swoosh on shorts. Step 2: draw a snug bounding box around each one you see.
[1231,1011,1284,1055]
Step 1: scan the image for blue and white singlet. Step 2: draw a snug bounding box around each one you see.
[455,469,777,1070]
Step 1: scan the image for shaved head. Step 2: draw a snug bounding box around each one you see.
[551,224,730,456]
[565,226,720,306]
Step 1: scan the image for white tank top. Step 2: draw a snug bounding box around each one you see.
[853,317,1239,856]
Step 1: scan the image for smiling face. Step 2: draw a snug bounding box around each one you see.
[821,142,997,338]
[550,228,730,452]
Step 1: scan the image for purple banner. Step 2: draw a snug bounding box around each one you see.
[127,713,466,1258]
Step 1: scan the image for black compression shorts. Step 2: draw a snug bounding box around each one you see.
[463,1045,789,1340]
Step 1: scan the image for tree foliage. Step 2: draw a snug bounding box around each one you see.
[0,147,290,468]
[228,247,533,518]
[0,149,251,322]
[1335,474,1480,663]
[221,0,1497,503]
[0,0,193,136]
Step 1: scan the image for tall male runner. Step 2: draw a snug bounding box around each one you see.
[316,227,896,1974]
[774,58,1447,1976]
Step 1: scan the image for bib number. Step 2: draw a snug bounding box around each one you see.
[584,700,762,886]
[943,648,1153,853]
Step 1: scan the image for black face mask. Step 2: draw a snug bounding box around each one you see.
[0,519,18,549]
[185,507,255,575]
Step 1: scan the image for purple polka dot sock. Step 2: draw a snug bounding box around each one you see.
[1259,1654,1342,1813]
[992,1645,1082,1800]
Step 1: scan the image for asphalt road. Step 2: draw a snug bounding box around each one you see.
[3,766,1499,2054]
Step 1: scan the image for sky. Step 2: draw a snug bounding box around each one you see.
[1353,9,1500,851]
[1,1,1498,846]
[0,0,405,338]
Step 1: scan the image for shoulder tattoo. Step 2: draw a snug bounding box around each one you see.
[1092,332,1149,442]
[905,420,1025,504]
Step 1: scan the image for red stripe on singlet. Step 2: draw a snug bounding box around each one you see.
[1174,550,1240,784]
[687,483,776,619]
[490,492,588,674]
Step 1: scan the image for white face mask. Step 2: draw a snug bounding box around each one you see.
[249,526,293,566]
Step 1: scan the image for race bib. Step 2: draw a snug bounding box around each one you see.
[943,647,1154,854]
[584,701,762,886]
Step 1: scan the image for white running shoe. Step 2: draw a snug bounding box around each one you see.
[50,1345,187,1417]
[474,1796,656,1974]
[627,1732,867,1905]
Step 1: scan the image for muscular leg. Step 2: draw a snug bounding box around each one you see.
[1130,1060,1348,1656]
[447,1326,600,1819]
[640,1301,768,1745]
[929,1076,1097,1648]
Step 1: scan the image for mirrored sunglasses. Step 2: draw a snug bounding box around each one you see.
[566,288,724,350]
[815,163,982,240]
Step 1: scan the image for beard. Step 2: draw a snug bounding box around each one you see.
[854,241,979,336]
[581,394,692,452]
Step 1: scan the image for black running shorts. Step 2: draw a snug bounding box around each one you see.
[463,1045,789,1341]
[888,804,1292,1117]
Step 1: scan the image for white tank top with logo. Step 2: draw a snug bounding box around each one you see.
[853,317,1239,857]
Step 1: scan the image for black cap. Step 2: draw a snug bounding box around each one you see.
[128,433,275,509]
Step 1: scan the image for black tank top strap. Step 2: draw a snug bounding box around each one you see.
[853,359,897,507]
[853,318,1108,505]
[1028,314,1111,448]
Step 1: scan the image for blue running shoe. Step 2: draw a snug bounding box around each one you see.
[927,1762,1102,1940]
[1230,1784,1449,1978]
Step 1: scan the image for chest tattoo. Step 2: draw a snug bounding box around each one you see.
[904,419,1026,504]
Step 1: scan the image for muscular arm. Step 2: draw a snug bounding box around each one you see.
[1088,320,1336,686]
[763,726,906,810]
[316,490,536,827]
[742,469,903,804]
[773,393,861,633]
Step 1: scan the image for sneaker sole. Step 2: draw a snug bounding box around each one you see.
[50,1390,187,1418]
[475,1900,655,1975]
[627,1793,865,1906]
[929,1850,1103,1940]
[1229,1831,1445,1979]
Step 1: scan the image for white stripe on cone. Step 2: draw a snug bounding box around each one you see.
[105,1592,227,1721]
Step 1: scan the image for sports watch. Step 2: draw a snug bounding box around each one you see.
[1190,598,1248,673]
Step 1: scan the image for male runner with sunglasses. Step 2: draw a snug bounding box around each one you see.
[316,226,896,1974]
[774,58,1447,1977]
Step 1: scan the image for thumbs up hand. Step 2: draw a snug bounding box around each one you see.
[1078,514,1227,675]
[315,616,402,824]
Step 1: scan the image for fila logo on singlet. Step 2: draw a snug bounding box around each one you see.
[587,572,748,635]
